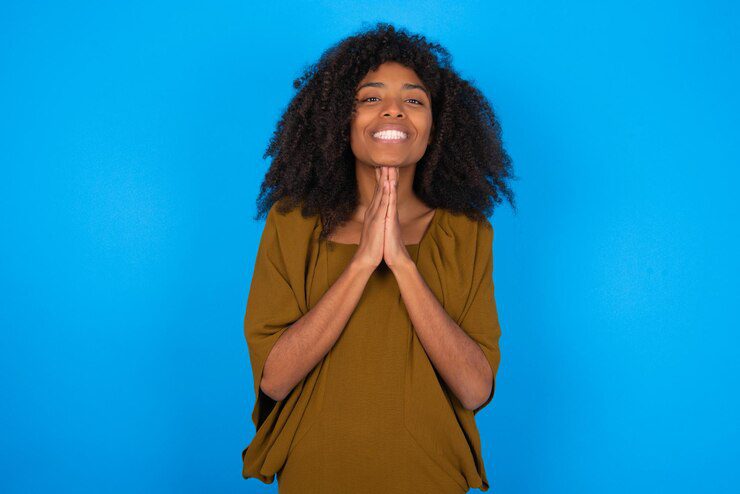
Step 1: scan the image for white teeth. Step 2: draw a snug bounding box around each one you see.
[373,130,408,140]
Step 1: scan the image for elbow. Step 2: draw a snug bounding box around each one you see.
[465,368,494,412]
[261,357,288,401]
[259,376,285,402]
[463,384,491,412]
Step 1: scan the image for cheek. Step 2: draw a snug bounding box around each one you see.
[349,119,367,154]
[349,124,363,146]
[350,113,371,141]
[416,112,433,135]
[419,119,433,143]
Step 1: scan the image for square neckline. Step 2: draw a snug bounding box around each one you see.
[324,208,439,249]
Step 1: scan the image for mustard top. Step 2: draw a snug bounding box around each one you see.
[241,201,502,492]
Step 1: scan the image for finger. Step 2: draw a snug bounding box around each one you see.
[369,167,384,217]
[381,173,390,213]
[372,166,388,218]
[369,168,381,206]
[372,166,387,202]
[387,169,397,220]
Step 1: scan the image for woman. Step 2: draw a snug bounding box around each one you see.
[241,22,516,493]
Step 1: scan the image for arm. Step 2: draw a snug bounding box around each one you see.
[260,257,375,401]
[391,259,493,411]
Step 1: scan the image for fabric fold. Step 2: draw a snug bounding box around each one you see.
[407,210,502,491]
[241,201,324,483]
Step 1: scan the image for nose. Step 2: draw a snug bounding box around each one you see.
[381,97,404,118]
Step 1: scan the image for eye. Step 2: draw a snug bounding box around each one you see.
[359,97,424,105]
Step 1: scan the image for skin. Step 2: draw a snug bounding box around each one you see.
[330,61,436,257]
[261,62,493,411]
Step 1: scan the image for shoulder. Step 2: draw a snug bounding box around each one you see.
[261,199,321,269]
[419,209,494,320]
[437,208,493,249]
[265,199,319,237]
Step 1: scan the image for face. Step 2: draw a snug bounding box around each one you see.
[350,61,433,168]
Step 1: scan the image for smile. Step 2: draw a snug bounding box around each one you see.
[372,130,408,142]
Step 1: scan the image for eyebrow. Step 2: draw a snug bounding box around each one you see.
[356,81,430,98]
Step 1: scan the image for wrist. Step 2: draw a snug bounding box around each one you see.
[388,255,417,277]
[348,256,377,278]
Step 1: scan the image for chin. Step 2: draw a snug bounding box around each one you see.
[371,156,406,166]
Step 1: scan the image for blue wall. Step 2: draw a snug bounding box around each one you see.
[2,1,737,492]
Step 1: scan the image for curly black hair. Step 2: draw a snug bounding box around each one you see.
[253,21,517,239]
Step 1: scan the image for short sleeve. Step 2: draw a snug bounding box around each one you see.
[457,221,502,415]
[244,207,304,430]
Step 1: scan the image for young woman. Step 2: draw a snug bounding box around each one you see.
[241,22,516,493]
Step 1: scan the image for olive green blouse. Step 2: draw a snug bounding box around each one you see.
[241,201,502,492]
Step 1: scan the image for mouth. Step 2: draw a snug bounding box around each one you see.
[371,129,409,143]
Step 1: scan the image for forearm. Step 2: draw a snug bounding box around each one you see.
[391,259,493,411]
[261,257,375,401]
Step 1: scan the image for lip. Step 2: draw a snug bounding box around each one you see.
[370,123,412,143]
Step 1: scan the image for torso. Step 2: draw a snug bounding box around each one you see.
[276,229,468,493]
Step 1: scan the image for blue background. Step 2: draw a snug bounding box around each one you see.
[2,1,738,492]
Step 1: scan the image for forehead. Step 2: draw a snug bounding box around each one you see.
[357,62,423,85]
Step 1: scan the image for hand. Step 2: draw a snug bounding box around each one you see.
[382,166,413,269]
[354,166,390,269]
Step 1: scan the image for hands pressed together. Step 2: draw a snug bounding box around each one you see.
[355,166,413,271]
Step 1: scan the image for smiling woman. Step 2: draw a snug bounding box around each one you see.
[351,62,434,168]
[241,21,517,494]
